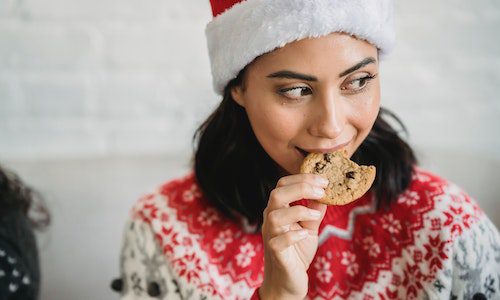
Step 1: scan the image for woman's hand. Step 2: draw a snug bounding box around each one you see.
[259,174,328,300]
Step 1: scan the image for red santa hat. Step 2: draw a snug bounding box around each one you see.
[205,0,395,95]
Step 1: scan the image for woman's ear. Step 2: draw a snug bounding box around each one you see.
[231,85,245,107]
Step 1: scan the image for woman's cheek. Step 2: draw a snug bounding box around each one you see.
[352,93,379,122]
[262,109,299,141]
[246,104,286,145]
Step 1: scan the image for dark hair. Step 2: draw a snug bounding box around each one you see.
[0,165,51,230]
[192,68,417,229]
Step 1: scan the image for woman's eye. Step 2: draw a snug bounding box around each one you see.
[279,86,312,99]
[342,74,376,92]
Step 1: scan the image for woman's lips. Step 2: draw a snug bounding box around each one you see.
[296,147,309,157]
[295,140,351,157]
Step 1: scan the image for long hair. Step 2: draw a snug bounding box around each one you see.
[192,68,417,230]
[0,165,51,230]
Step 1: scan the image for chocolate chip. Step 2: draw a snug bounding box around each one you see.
[315,162,326,172]
[147,281,161,297]
[324,153,333,162]
[346,171,356,179]
[110,278,123,292]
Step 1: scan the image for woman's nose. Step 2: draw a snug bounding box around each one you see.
[307,92,346,139]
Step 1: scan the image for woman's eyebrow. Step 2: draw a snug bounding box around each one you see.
[338,57,376,77]
[266,70,318,81]
[266,57,377,81]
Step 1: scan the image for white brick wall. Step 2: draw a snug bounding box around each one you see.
[0,0,499,160]
[0,0,215,159]
[381,0,500,159]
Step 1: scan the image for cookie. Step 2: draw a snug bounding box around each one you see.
[300,149,376,205]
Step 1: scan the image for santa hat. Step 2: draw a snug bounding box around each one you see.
[205,0,395,96]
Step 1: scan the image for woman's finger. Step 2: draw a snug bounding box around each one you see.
[298,200,328,234]
[266,205,322,237]
[267,229,310,254]
[267,182,325,211]
[276,173,329,188]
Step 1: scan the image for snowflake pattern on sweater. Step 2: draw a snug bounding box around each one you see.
[116,167,500,299]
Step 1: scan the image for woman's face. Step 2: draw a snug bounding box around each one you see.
[231,32,380,175]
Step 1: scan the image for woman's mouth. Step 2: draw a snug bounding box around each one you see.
[295,140,352,158]
[295,147,309,157]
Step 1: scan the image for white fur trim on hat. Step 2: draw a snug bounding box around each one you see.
[205,0,395,95]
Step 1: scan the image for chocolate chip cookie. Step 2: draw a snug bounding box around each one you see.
[300,149,376,205]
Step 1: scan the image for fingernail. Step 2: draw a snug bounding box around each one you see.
[313,187,325,197]
[316,176,329,187]
[309,209,321,219]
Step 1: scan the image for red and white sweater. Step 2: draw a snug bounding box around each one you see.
[117,167,500,299]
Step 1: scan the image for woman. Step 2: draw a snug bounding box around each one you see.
[112,0,500,299]
[0,165,50,300]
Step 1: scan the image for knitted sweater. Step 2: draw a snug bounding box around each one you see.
[0,209,40,300]
[114,167,500,299]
